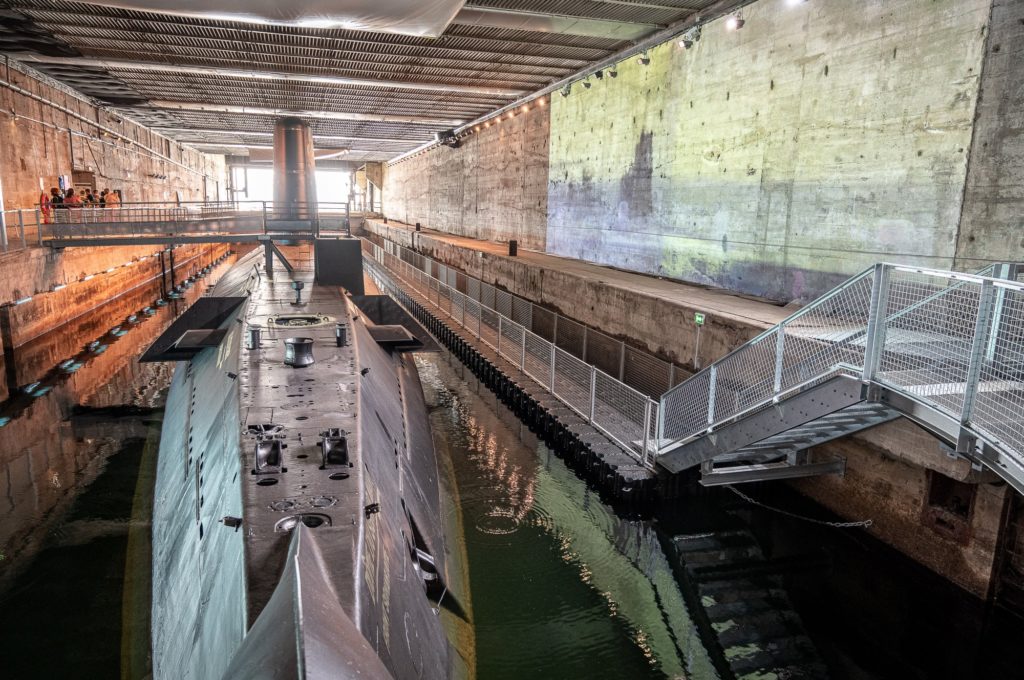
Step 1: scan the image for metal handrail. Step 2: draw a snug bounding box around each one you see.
[364,242,659,467]
[371,235,684,400]
[658,262,1024,486]
[2,200,358,247]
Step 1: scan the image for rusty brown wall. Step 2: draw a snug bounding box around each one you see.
[383,99,549,251]
[0,61,224,210]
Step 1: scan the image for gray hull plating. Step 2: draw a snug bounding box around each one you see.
[151,246,456,680]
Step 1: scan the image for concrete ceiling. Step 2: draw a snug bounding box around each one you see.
[0,0,722,161]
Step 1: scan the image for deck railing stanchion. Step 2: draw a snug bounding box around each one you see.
[642,399,652,466]
[589,366,597,423]
[706,364,717,427]
[17,210,26,248]
[862,264,891,383]
[773,323,786,397]
[958,279,996,453]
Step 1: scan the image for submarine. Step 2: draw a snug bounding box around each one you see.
[145,118,461,679]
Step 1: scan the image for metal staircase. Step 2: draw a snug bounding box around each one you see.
[656,263,1024,491]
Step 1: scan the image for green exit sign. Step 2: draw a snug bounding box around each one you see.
[694,312,705,325]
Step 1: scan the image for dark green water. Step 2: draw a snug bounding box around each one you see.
[416,352,714,680]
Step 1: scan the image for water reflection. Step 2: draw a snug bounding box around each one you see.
[417,352,716,680]
[0,253,232,587]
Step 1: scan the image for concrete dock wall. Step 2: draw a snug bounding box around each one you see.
[382,101,550,252]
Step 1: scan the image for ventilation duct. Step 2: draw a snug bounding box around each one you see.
[73,0,467,37]
[274,117,317,219]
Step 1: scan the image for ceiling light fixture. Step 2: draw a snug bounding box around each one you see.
[680,26,701,49]
[560,83,572,97]
[637,51,651,66]
[725,13,745,30]
[594,70,604,80]
[582,77,592,89]
[608,67,618,78]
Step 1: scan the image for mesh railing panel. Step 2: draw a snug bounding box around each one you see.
[660,369,712,441]
[480,282,496,311]
[451,290,466,325]
[624,347,673,399]
[480,307,500,350]
[593,371,648,453]
[499,319,524,366]
[524,331,554,389]
[467,277,481,303]
[877,271,981,414]
[556,316,586,358]
[532,306,557,342]
[712,329,780,424]
[512,297,533,331]
[586,330,622,379]
[495,288,514,319]
[464,298,482,335]
[972,287,1024,460]
[779,271,873,391]
[553,348,593,418]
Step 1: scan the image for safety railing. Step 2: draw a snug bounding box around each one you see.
[2,200,359,248]
[367,235,686,400]
[658,263,1024,483]
[364,242,659,467]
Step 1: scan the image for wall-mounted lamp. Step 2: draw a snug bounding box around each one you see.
[680,26,701,49]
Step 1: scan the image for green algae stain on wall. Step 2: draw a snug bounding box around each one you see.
[548,0,989,302]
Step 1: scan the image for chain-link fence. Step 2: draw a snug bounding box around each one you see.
[364,242,659,467]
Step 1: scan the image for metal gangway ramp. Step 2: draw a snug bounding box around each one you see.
[656,263,1024,493]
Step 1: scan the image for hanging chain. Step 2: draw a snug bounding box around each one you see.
[725,485,873,529]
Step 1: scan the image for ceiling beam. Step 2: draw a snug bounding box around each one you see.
[132,101,462,126]
[454,6,660,40]
[152,127,428,144]
[24,13,616,59]
[46,31,586,76]
[13,53,528,97]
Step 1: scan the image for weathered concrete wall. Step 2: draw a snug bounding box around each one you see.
[795,421,1008,597]
[383,100,549,251]
[547,0,990,302]
[0,61,225,210]
[3,243,228,347]
[955,0,1024,267]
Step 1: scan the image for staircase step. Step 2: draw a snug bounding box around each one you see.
[704,597,780,623]
[689,553,831,582]
[672,530,764,567]
[697,577,786,604]
[726,634,824,675]
[714,610,804,648]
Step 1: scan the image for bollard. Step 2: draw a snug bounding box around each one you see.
[246,324,262,350]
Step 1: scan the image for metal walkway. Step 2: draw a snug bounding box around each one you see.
[1,200,361,251]
[656,263,1024,492]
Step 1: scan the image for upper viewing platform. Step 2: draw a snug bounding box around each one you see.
[0,201,363,249]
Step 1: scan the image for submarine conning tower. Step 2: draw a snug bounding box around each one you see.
[273,116,317,220]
